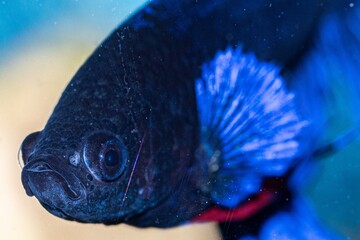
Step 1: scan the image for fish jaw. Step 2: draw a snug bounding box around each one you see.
[21,157,86,216]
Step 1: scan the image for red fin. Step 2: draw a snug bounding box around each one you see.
[191,191,274,223]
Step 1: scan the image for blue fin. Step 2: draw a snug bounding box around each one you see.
[256,197,344,240]
[291,7,360,156]
[195,48,307,208]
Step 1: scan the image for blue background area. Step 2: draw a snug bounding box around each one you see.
[1,0,359,239]
[1,0,73,50]
[0,0,147,53]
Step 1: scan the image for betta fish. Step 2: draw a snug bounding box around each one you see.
[20,0,360,239]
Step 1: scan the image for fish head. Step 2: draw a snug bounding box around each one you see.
[20,126,160,223]
[19,58,182,224]
[20,117,171,224]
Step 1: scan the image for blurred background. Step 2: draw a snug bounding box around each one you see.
[0,1,359,239]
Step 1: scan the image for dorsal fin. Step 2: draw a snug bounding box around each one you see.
[195,48,307,208]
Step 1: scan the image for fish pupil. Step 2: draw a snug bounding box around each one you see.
[104,149,120,167]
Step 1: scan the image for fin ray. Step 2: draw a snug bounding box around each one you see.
[196,48,307,208]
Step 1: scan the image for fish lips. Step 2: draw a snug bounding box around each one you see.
[21,157,86,218]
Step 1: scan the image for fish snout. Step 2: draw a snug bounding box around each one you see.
[20,131,41,166]
[21,159,85,206]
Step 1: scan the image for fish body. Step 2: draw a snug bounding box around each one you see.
[20,0,355,237]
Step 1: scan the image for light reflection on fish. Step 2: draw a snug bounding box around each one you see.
[20,0,359,239]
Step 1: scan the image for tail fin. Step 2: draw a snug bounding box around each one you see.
[291,6,360,158]
[313,126,360,158]
[287,7,360,240]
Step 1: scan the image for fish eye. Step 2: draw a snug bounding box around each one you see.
[99,142,126,181]
[104,149,120,167]
[84,131,127,182]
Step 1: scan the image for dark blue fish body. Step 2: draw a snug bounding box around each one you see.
[20,0,357,238]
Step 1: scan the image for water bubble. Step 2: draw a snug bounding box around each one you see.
[17,146,24,169]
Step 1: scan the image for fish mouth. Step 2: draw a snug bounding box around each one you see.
[22,158,86,215]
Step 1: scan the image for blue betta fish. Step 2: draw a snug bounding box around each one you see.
[20,0,359,239]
